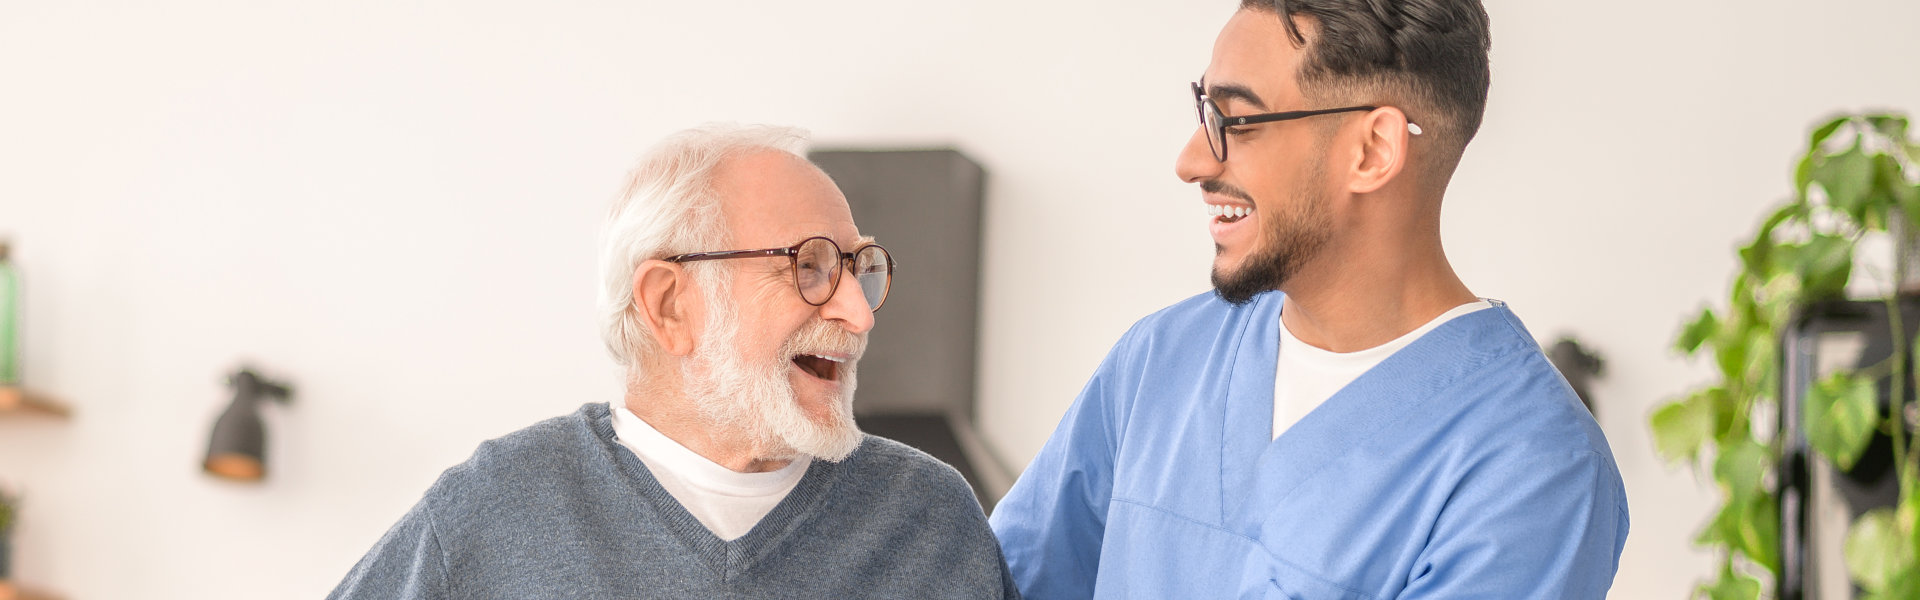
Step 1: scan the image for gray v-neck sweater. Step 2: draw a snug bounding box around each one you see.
[328,403,1019,599]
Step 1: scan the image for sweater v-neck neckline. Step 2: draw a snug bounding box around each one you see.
[586,403,849,581]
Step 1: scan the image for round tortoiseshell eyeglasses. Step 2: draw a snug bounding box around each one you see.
[665,236,895,312]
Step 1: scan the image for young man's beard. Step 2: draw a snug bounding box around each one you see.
[681,290,867,463]
[1211,164,1333,305]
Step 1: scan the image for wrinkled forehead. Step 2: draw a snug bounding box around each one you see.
[712,150,864,249]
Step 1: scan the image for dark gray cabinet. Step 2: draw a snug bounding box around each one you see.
[810,149,1001,504]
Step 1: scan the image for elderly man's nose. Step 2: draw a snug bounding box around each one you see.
[821,271,876,334]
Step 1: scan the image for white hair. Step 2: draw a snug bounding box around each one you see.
[597,123,811,367]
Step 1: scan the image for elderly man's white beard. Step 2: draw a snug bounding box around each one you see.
[681,310,867,463]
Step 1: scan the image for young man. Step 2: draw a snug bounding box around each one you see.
[991,2,1628,598]
[330,124,1017,599]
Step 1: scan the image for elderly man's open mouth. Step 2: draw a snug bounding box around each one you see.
[791,353,847,382]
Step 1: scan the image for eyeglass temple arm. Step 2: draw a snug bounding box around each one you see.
[1225,106,1372,126]
[663,248,794,263]
[1227,106,1423,135]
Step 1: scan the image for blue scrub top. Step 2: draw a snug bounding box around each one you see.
[991,292,1628,599]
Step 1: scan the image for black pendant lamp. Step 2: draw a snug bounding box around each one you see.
[203,367,293,481]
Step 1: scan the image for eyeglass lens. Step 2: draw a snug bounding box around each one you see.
[793,238,893,310]
[1196,95,1227,162]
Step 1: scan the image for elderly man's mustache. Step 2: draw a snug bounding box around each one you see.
[785,319,866,382]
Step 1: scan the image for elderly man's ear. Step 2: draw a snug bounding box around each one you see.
[633,260,699,357]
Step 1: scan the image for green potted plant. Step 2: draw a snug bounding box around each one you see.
[1653,112,1920,599]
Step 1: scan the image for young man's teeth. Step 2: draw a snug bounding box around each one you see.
[1208,205,1252,219]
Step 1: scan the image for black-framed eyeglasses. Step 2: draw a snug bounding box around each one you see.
[665,236,895,312]
[1191,82,1419,162]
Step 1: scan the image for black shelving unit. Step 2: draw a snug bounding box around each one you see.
[1779,298,1920,599]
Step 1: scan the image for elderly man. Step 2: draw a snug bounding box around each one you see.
[329,124,1018,599]
[991,1,1628,598]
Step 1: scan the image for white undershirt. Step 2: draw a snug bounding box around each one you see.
[1273,300,1493,440]
[608,402,809,541]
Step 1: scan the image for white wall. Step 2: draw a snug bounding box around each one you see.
[0,1,1915,598]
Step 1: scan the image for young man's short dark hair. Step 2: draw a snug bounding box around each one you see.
[1243,0,1493,151]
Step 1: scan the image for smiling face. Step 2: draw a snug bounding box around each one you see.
[1176,10,1346,304]
[684,150,876,461]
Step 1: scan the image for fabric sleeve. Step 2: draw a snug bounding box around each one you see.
[1399,450,1629,600]
[326,499,453,600]
[989,345,1128,600]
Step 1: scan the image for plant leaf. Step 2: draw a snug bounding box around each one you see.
[1695,494,1739,548]
[1810,115,1852,153]
[1720,490,1789,573]
[1874,153,1920,228]
[1740,329,1778,401]
[1651,391,1717,463]
[1867,114,1910,143]
[1814,146,1877,224]
[1795,234,1854,300]
[1740,239,1773,280]
[1797,155,1817,199]
[1846,507,1916,593]
[1807,372,1880,471]
[1715,439,1771,501]
[1905,181,1920,231]
[1714,313,1755,383]
[1872,568,1920,600]
[1677,307,1720,355]
[1730,493,1782,575]
[1800,115,1853,199]
[1692,492,1778,573]
[1765,245,1803,294]
[1702,572,1762,600]
[1743,202,1806,277]
[1758,271,1803,328]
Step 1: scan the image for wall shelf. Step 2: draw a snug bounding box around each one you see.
[0,386,70,419]
[0,386,70,600]
[0,581,65,600]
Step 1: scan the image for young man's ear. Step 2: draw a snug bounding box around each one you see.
[1346,107,1414,195]
[632,260,698,357]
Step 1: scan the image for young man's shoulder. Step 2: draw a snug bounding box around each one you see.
[1107,290,1276,352]
[1136,289,1254,328]
[1459,346,1621,464]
